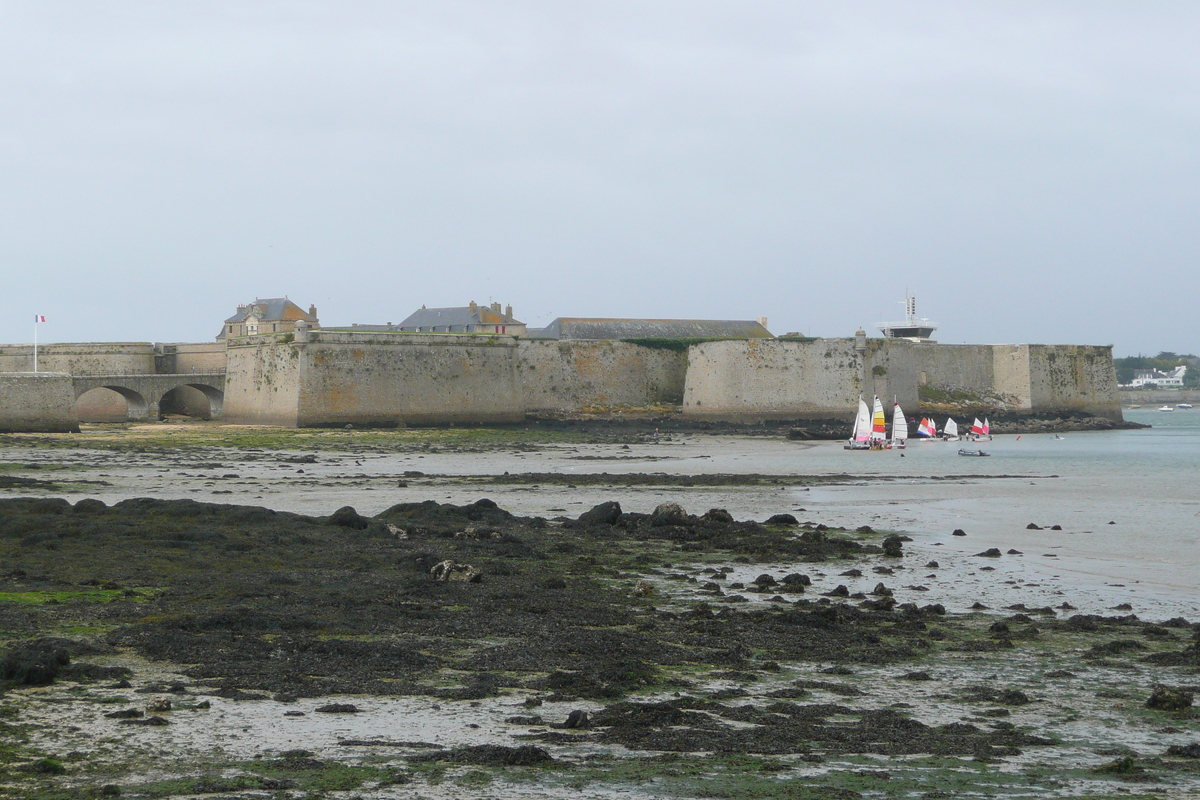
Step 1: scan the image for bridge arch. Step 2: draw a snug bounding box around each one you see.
[74,385,149,422]
[159,383,224,419]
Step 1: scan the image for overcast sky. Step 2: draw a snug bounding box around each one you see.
[2,2,1197,355]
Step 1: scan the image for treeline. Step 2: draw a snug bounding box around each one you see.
[1115,352,1200,386]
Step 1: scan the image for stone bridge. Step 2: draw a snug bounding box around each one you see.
[72,372,225,421]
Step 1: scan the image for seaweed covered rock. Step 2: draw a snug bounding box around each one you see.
[578,501,622,526]
[0,640,71,686]
[650,503,690,527]
[328,506,370,530]
[1147,685,1193,711]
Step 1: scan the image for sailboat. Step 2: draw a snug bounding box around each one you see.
[844,396,873,450]
[916,417,938,439]
[970,418,986,440]
[886,401,908,450]
[942,417,960,442]
[870,396,888,449]
[982,418,992,440]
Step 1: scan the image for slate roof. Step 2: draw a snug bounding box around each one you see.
[223,298,312,324]
[527,317,773,340]
[398,305,522,329]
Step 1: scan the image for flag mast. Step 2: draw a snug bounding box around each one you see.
[33,316,38,373]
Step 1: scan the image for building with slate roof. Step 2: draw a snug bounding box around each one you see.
[525,317,772,340]
[396,301,525,336]
[218,298,320,341]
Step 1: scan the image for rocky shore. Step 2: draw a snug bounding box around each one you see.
[2,493,1200,798]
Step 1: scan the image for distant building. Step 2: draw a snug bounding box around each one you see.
[526,317,773,340]
[396,301,526,336]
[1127,365,1187,388]
[219,298,319,341]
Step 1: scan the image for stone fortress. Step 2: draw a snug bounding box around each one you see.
[0,296,1121,432]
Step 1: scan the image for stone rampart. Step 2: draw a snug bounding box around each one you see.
[0,343,156,374]
[519,340,687,413]
[682,339,866,420]
[1024,344,1121,420]
[225,332,524,427]
[0,373,79,432]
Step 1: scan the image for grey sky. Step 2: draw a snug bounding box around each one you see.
[1,2,1197,355]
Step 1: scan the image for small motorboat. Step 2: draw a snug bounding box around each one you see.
[1158,405,1175,412]
[1178,404,1193,409]
[958,449,990,457]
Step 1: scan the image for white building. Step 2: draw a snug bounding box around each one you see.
[1129,365,1187,388]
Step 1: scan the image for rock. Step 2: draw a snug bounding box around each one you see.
[780,573,810,587]
[701,508,734,523]
[1026,523,1042,530]
[315,703,361,713]
[825,585,850,597]
[921,603,946,615]
[1147,686,1194,711]
[1007,549,1023,555]
[970,602,989,609]
[882,535,904,557]
[902,671,933,681]
[329,506,370,530]
[430,560,482,583]
[839,569,863,577]
[564,709,590,729]
[105,708,143,719]
[870,582,892,597]
[952,529,966,537]
[578,501,622,526]
[856,525,874,533]
[650,503,689,527]
[924,560,939,569]
[766,513,798,525]
[872,566,893,575]
[1045,670,1075,678]
[120,715,169,726]
[1050,525,1062,530]
[1167,743,1200,758]
[753,574,777,587]
[284,710,306,717]
[146,698,172,713]
[975,548,1002,558]
[631,580,655,597]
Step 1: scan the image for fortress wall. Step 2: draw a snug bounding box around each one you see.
[167,343,226,373]
[518,340,688,413]
[992,345,1032,409]
[0,343,156,374]
[682,339,866,420]
[223,337,302,426]
[0,373,79,432]
[860,339,921,411]
[1025,345,1121,420]
[910,344,998,396]
[293,332,524,426]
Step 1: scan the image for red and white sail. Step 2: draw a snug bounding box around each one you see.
[917,417,937,437]
[971,418,985,436]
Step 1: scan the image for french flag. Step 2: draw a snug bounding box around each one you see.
[35,315,46,323]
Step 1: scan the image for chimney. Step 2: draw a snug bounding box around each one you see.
[505,304,513,321]
[469,301,477,315]
[756,316,768,330]
[491,301,501,314]
[308,304,317,319]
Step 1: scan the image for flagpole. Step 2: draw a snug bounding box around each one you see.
[33,317,38,374]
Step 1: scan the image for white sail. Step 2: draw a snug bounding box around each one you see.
[853,397,872,442]
[891,403,908,442]
[943,417,959,437]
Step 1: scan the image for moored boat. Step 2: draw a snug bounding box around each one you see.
[1159,405,1175,412]
[958,448,990,457]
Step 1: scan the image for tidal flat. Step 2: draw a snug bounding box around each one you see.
[1,423,1199,799]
